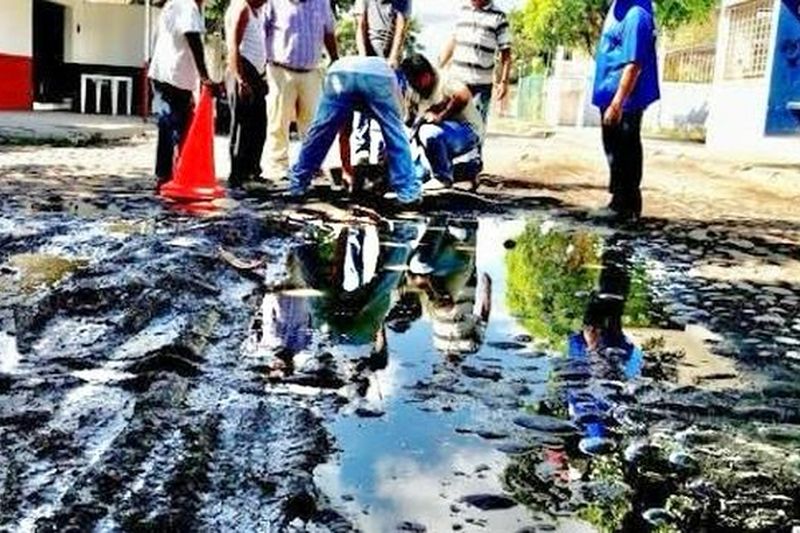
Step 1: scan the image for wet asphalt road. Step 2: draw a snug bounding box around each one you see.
[1,167,799,533]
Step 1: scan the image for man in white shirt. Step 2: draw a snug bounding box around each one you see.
[148,0,215,190]
[225,0,268,188]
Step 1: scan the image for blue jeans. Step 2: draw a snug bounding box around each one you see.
[291,71,420,203]
[417,121,481,182]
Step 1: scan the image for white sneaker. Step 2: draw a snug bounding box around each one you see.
[422,177,452,191]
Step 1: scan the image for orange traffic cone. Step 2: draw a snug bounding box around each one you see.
[160,86,224,202]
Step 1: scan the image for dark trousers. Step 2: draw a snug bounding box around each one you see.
[601,109,644,217]
[152,80,194,184]
[228,58,268,185]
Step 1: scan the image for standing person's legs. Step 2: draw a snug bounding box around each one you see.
[417,121,480,184]
[296,68,323,138]
[227,73,243,185]
[353,111,373,163]
[468,84,493,128]
[362,77,420,203]
[619,110,644,217]
[290,73,354,195]
[238,60,268,181]
[602,109,643,218]
[601,111,624,212]
[152,81,193,187]
[266,64,298,179]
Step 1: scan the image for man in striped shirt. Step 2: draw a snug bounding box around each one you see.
[439,0,512,128]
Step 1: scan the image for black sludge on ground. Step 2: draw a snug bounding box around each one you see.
[0,209,350,531]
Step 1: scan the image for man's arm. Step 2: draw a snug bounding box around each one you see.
[228,6,251,92]
[356,13,370,56]
[425,81,471,123]
[387,12,409,69]
[323,1,339,62]
[495,48,512,100]
[603,63,641,126]
[439,35,456,68]
[186,33,211,84]
[324,30,339,62]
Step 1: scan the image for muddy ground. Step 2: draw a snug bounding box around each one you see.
[1,133,799,532]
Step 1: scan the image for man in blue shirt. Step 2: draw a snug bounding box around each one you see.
[592,0,660,222]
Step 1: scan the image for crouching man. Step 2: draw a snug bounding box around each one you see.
[400,54,484,190]
[289,56,421,206]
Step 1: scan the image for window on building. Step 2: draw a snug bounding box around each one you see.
[724,0,773,80]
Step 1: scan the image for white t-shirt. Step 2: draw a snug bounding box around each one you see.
[224,0,267,73]
[148,0,205,91]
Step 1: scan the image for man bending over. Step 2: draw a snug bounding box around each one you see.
[289,56,421,206]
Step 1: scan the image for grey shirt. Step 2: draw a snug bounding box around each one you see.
[354,0,412,58]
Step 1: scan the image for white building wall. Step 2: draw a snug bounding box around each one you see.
[55,0,158,67]
[0,0,33,57]
[645,82,712,131]
[706,0,798,159]
[68,3,157,66]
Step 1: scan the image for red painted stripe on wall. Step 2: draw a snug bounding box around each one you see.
[0,53,33,110]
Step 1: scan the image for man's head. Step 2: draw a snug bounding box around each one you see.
[247,0,268,7]
[470,0,491,8]
[400,54,438,99]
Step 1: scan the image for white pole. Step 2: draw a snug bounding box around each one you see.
[144,0,151,63]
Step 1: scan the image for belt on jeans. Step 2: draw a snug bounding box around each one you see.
[269,62,315,74]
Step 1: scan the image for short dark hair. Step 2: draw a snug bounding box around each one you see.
[400,54,435,81]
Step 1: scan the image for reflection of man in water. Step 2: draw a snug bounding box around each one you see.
[407,221,492,357]
[565,241,643,449]
[291,222,420,369]
[252,292,314,377]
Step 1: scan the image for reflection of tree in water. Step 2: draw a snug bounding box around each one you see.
[505,222,602,349]
[504,231,667,532]
[505,222,654,349]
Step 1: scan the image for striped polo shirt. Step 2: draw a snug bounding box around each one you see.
[450,1,511,86]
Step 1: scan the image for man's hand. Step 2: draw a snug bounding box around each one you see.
[603,101,623,126]
[495,80,509,101]
[388,56,400,70]
[423,111,441,124]
[201,77,224,98]
[237,78,252,100]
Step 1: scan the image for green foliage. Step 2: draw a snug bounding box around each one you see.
[510,0,718,61]
[336,16,359,56]
[622,263,653,327]
[205,0,229,35]
[505,222,602,349]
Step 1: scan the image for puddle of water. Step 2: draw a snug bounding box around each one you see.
[0,253,89,292]
[248,215,662,531]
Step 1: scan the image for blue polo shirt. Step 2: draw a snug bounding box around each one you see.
[592,1,660,111]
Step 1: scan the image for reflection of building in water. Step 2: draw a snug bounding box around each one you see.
[408,221,492,357]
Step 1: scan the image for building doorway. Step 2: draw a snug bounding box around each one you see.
[33,0,66,104]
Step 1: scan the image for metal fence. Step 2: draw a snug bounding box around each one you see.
[664,45,717,83]
[514,74,547,123]
[724,0,774,80]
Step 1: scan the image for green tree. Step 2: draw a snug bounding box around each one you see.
[510,0,718,62]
